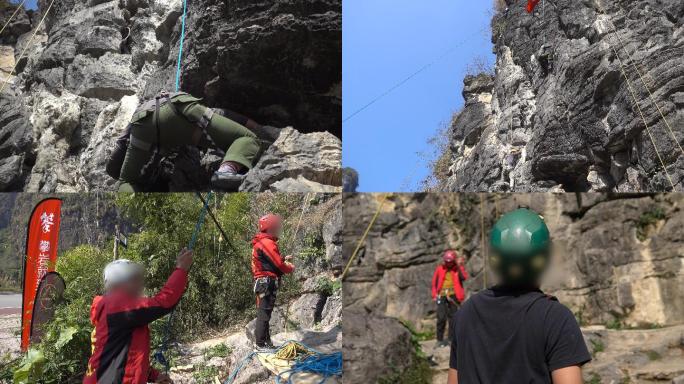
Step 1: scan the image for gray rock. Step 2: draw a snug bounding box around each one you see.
[440,0,684,192]
[65,53,138,100]
[0,155,24,190]
[240,128,342,192]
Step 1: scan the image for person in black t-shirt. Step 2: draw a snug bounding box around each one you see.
[448,208,591,384]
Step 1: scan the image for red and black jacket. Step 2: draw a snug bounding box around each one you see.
[431,264,468,302]
[251,233,294,279]
[83,268,188,384]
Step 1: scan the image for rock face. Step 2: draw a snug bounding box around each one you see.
[342,193,684,382]
[0,0,341,192]
[440,0,684,192]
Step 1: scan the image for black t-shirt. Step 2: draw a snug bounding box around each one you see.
[450,286,591,384]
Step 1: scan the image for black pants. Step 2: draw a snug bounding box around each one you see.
[436,296,460,342]
[254,278,277,346]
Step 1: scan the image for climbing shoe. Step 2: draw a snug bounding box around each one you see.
[255,342,276,352]
[212,161,246,191]
[211,171,246,191]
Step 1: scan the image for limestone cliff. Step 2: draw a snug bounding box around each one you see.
[0,0,341,192]
[342,193,684,383]
[439,0,684,192]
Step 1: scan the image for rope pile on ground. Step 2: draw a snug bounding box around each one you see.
[224,341,342,384]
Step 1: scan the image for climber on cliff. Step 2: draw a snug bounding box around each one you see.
[252,213,295,350]
[431,250,468,348]
[83,249,193,384]
[106,91,281,192]
[447,208,591,384]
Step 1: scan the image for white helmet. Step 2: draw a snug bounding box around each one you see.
[103,259,144,291]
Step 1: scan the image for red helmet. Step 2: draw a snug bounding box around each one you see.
[443,250,457,264]
[259,214,282,232]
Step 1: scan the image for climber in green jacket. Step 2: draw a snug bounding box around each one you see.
[109,92,278,192]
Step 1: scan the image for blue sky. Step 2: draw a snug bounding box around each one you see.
[343,1,495,192]
[13,0,38,9]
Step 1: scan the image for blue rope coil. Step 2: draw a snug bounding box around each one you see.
[225,341,342,384]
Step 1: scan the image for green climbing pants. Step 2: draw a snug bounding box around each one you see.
[118,96,259,191]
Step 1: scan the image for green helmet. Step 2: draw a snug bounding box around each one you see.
[489,208,551,285]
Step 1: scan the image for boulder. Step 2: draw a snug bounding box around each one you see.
[240,128,342,192]
[65,53,138,100]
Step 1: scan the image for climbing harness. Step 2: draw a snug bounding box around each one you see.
[0,0,27,37]
[0,0,57,94]
[341,194,388,280]
[154,192,214,372]
[224,341,342,384]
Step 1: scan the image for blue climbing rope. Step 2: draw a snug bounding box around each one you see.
[174,0,189,91]
[224,341,342,384]
[276,351,343,384]
[154,192,214,371]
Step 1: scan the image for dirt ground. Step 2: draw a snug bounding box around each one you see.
[0,314,20,360]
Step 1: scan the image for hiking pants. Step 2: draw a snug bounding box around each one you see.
[436,296,460,342]
[118,98,259,191]
[255,278,278,347]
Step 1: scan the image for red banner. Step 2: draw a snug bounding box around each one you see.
[21,198,62,352]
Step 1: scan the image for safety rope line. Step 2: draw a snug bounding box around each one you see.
[0,0,56,94]
[608,42,676,190]
[341,194,388,280]
[155,192,214,372]
[479,194,487,289]
[174,0,189,91]
[607,24,684,158]
[343,27,488,123]
[0,0,27,37]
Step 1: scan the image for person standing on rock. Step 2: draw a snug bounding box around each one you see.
[447,209,591,384]
[431,250,468,348]
[108,91,280,192]
[251,213,295,350]
[83,249,194,384]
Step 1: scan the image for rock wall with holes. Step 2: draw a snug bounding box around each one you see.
[0,0,341,192]
[342,193,684,382]
[440,0,684,192]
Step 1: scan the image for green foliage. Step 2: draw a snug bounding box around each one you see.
[645,350,661,361]
[590,339,604,356]
[1,193,320,382]
[13,349,46,384]
[314,276,341,297]
[606,318,623,330]
[376,320,434,384]
[203,343,232,359]
[636,206,666,241]
[588,374,602,384]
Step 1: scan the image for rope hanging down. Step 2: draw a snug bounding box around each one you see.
[479,194,487,289]
[607,24,684,158]
[154,192,214,372]
[343,28,487,123]
[608,42,676,190]
[0,0,56,94]
[174,0,189,91]
[0,0,28,37]
[341,194,388,280]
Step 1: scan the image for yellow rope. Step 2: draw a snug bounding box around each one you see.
[0,0,56,94]
[0,0,27,37]
[273,341,311,361]
[608,42,676,190]
[479,193,487,289]
[341,194,388,281]
[608,25,684,158]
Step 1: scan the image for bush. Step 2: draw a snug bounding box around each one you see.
[636,206,666,241]
[1,192,316,382]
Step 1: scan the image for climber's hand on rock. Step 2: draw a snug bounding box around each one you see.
[285,255,293,262]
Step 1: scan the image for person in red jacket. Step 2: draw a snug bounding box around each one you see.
[431,250,468,347]
[252,213,295,349]
[83,248,193,384]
